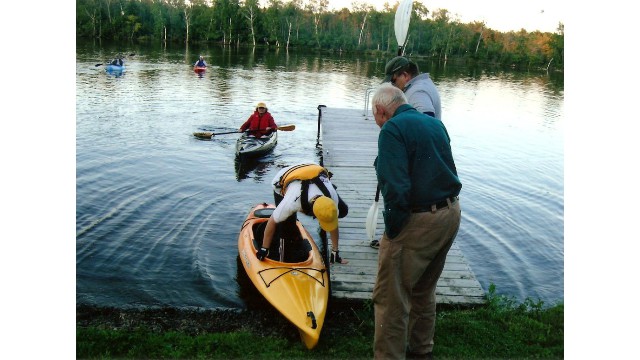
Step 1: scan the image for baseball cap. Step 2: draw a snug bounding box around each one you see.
[313,196,338,232]
[383,56,410,82]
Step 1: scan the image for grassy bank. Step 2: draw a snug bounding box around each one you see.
[77,287,563,359]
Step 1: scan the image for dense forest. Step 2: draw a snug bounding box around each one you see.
[76,0,564,71]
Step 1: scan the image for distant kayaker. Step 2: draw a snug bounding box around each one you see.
[256,163,350,265]
[110,57,123,66]
[239,102,277,138]
[194,55,207,67]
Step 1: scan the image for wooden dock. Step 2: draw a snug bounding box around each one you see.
[318,105,486,305]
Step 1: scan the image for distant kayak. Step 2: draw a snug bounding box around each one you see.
[194,66,206,73]
[105,64,125,72]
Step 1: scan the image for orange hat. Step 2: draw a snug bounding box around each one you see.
[313,196,338,232]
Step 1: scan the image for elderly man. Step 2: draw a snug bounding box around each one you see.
[371,83,461,359]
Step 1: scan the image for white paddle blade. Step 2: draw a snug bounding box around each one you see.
[394,0,413,47]
[366,201,380,241]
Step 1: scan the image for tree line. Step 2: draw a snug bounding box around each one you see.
[76,0,564,71]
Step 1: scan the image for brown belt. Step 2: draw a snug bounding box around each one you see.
[411,196,458,213]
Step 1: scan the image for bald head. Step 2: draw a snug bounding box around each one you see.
[371,83,408,128]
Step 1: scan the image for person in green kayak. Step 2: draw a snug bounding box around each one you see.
[239,102,278,138]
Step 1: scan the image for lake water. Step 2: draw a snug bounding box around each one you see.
[76,42,564,310]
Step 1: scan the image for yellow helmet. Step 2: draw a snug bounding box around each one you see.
[256,102,267,109]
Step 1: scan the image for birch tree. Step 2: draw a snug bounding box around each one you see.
[351,2,374,48]
[241,0,260,46]
[265,0,282,46]
[184,3,192,43]
[305,0,328,47]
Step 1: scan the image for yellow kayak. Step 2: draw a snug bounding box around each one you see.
[238,203,328,349]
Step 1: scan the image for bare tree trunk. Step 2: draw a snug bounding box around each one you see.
[475,28,484,54]
[207,17,213,42]
[286,21,292,49]
[85,9,97,38]
[184,7,191,44]
[314,14,320,47]
[445,27,453,61]
[358,12,368,47]
[308,0,328,48]
[250,16,256,46]
[243,5,257,46]
[105,0,113,25]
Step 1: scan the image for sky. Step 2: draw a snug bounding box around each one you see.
[329,0,566,33]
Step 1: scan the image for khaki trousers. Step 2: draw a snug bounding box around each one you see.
[373,200,461,359]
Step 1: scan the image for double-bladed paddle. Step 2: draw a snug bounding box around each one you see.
[95,53,136,67]
[366,0,414,244]
[193,124,296,139]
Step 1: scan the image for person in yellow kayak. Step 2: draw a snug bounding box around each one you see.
[239,102,278,138]
[256,163,349,265]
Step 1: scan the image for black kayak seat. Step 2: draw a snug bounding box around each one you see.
[252,221,312,263]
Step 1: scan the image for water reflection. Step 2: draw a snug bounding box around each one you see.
[235,155,274,182]
[235,255,269,310]
[194,67,206,79]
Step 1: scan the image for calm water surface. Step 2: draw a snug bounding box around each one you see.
[76,42,564,309]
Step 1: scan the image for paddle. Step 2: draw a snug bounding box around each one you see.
[193,124,296,139]
[394,0,413,56]
[95,53,135,67]
[366,0,413,245]
[365,184,380,243]
[193,130,245,138]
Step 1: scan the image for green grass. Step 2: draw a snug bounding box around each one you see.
[77,285,563,359]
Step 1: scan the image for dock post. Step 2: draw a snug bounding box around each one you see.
[316,105,326,148]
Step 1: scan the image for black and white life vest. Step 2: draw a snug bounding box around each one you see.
[276,164,333,216]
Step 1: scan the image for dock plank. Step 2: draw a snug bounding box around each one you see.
[320,106,485,305]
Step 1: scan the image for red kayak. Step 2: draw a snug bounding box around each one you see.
[194,66,206,73]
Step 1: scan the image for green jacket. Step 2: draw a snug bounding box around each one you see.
[376,104,461,238]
